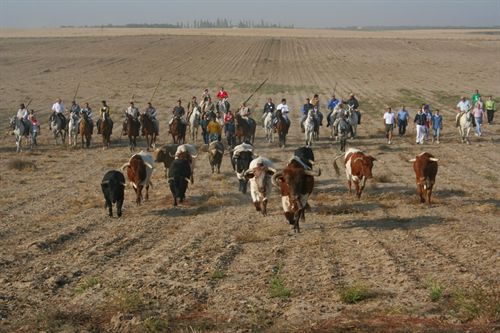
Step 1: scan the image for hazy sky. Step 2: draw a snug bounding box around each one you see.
[1,0,499,28]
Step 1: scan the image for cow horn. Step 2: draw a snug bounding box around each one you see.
[217,149,224,154]
[304,168,321,177]
[120,162,130,171]
[101,180,110,185]
[191,153,198,159]
[185,177,191,183]
[268,167,277,174]
[144,162,154,169]
[271,171,283,187]
[430,158,439,162]
[409,158,416,162]
[308,159,315,165]
[121,182,126,186]
[169,152,175,158]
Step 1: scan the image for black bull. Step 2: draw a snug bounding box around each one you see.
[101,170,126,217]
[231,150,254,194]
[168,158,192,206]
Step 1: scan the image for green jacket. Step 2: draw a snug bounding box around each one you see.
[485,100,496,111]
[472,93,481,105]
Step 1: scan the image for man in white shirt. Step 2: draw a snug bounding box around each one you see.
[276,98,290,126]
[16,103,30,135]
[51,98,66,129]
[143,102,159,135]
[383,106,395,144]
[456,96,471,127]
[123,101,140,135]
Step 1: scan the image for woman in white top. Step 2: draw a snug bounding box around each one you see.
[276,98,290,126]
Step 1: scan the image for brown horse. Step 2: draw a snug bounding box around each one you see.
[79,113,93,148]
[169,117,186,144]
[275,111,290,148]
[141,114,157,151]
[126,114,140,152]
[101,113,113,149]
[235,114,256,144]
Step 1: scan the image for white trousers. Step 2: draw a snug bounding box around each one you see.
[416,125,425,143]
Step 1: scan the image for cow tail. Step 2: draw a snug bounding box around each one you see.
[332,153,343,176]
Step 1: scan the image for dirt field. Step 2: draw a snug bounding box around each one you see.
[0,28,499,332]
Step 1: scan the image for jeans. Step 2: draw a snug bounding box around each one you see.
[475,117,482,135]
[398,119,407,135]
[433,127,441,141]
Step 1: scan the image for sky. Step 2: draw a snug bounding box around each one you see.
[1,0,499,29]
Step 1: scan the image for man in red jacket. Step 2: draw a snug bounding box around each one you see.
[217,86,228,100]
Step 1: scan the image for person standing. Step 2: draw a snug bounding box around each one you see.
[423,105,432,141]
[431,109,443,144]
[200,113,209,144]
[207,116,222,142]
[397,105,409,136]
[485,95,496,124]
[471,89,481,106]
[383,106,395,144]
[473,101,484,136]
[414,108,426,144]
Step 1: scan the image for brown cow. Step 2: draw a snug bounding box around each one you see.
[272,151,321,233]
[409,152,438,206]
[333,148,376,198]
[121,151,154,205]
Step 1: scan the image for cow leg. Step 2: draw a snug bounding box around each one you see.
[347,180,352,194]
[254,201,261,212]
[117,199,123,217]
[354,181,361,199]
[261,199,267,216]
[136,186,143,205]
[105,198,113,217]
[427,187,433,207]
[145,184,149,201]
[418,185,425,203]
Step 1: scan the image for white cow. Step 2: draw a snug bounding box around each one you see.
[244,156,276,216]
[263,112,274,143]
[304,110,315,147]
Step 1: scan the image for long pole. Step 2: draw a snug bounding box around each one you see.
[243,78,268,105]
[73,82,80,101]
[149,77,162,103]
[25,98,33,108]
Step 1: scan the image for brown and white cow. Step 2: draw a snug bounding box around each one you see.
[244,156,276,216]
[121,151,154,205]
[333,148,376,199]
[409,152,438,206]
[272,150,321,233]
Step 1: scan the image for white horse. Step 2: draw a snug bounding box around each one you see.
[263,112,274,143]
[50,114,67,145]
[10,117,33,153]
[346,106,359,138]
[188,106,201,143]
[304,110,315,147]
[68,112,79,146]
[458,110,473,144]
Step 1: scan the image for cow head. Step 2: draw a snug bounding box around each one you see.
[294,147,315,169]
[245,164,276,197]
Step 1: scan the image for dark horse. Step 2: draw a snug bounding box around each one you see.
[169,116,186,144]
[100,113,113,149]
[141,114,157,151]
[275,110,290,148]
[79,113,93,148]
[126,114,140,152]
[235,114,256,144]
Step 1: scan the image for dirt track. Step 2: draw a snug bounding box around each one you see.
[0,29,499,332]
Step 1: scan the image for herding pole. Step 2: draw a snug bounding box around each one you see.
[149,77,162,104]
[73,82,80,102]
[243,78,269,105]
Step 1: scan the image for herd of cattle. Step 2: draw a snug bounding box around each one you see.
[101,142,438,233]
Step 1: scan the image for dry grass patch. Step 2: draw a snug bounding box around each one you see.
[234,230,268,244]
[7,158,36,171]
[339,282,373,304]
[374,173,393,183]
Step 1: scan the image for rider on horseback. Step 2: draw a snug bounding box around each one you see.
[346,93,361,124]
[51,98,66,130]
[143,102,159,135]
[169,99,186,126]
[122,101,140,135]
[276,98,291,127]
[97,100,113,134]
[327,93,341,127]
[17,103,30,136]
[456,96,472,127]
[81,102,94,133]
[300,97,314,132]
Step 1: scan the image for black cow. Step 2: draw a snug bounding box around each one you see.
[208,141,224,174]
[101,170,126,217]
[294,146,315,169]
[231,150,254,193]
[153,144,180,177]
[168,158,192,206]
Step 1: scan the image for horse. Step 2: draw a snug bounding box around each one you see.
[169,116,186,144]
[101,113,113,149]
[217,99,230,114]
[346,106,359,138]
[263,112,274,143]
[458,110,473,144]
[126,114,140,152]
[304,110,315,147]
[79,113,92,148]
[188,106,201,143]
[336,117,351,152]
[50,113,67,145]
[10,117,33,153]
[275,111,290,148]
[235,114,256,144]
[68,112,79,146]
[140,113,157,151]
